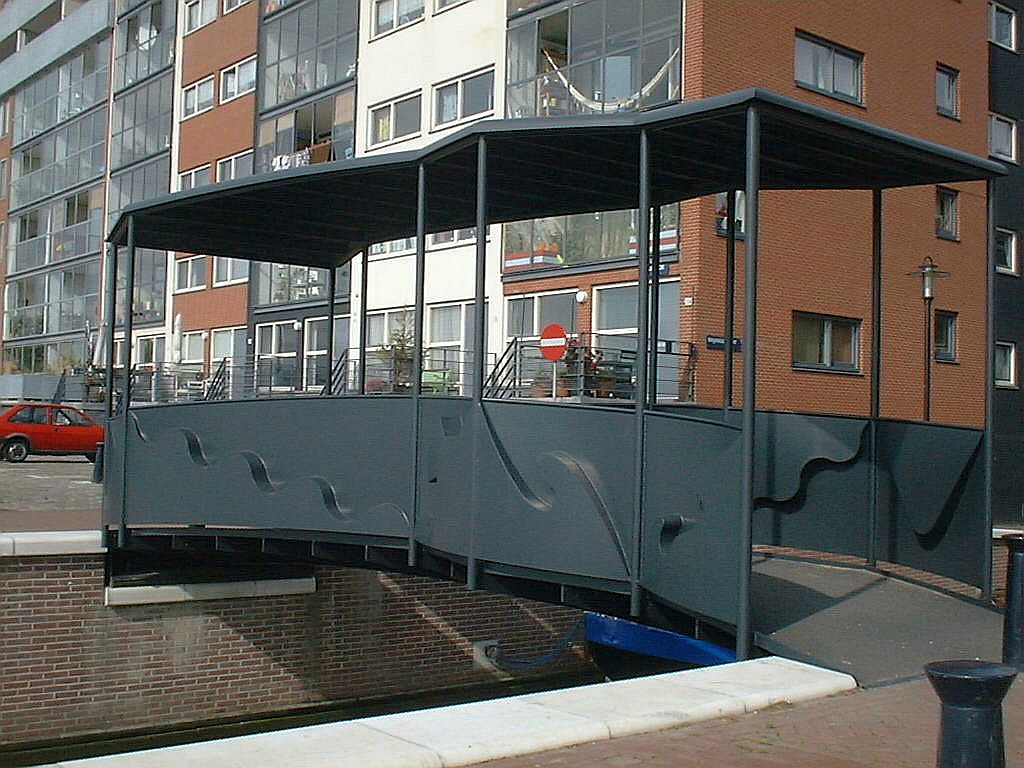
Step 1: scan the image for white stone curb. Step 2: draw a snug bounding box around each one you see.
[105,577,317,605]
[0,530,105,556]
[49,657,856,768]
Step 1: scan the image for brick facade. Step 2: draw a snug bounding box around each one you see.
[0,555,586,747]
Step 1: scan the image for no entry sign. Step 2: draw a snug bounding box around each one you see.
[540,323,569,361]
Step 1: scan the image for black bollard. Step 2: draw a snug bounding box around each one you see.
[1003,533,1024,668]
[926,660,1016,768]
[91,442,104,484]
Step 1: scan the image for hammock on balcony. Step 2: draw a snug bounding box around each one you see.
[541,47,680,113]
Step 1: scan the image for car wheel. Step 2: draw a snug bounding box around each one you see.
[4,438,29,463]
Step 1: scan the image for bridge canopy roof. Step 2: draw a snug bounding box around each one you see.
[108,88,1004,268]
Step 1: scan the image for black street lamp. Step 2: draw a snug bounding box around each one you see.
[908,256,949,421]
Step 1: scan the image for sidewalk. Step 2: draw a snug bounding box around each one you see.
[473,675,1024,768]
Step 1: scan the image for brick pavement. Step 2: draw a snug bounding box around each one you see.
[474,676,1024,768]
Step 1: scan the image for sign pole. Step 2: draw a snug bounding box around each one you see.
[552,361,557,399]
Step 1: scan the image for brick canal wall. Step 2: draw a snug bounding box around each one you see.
[0,554,587,747]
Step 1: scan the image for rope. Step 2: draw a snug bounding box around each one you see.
[486,615,586,670]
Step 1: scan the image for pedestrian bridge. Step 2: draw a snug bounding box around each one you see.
[102,90,1004,682]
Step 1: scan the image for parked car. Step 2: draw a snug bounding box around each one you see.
[0,403,104,463]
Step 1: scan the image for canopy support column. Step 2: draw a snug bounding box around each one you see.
[358,249,369,394]
[648,204,661,408]
[630,129,651,617]
[736,105,760,661]
[325,267,336,396]
[468,137,488,590]
[118,216,137,548]
[983,178,995,602]
[724,190,737,420]
[103,243,118,421]
[410,163,427,568]
[868,188,882,567]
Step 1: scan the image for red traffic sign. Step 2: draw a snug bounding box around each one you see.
[540,323,569,362]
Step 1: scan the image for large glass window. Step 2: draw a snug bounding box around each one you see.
[792,312,859,371]
[8,186,104,274]
[13,36,110,145]
[110,73,173,170]
[256,321,299,389]
[259,0,358,111]
[794,33,862,103]
[3,339,88,374]
[3,259,99,339]
[254,263,327,305]
[114,0,175,92]
[506,0,680,119]
[214,257,249,285]
[115,247,167,326]
[256,88,354,172]
[108,155,170,227]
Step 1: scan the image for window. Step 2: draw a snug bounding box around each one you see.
[181,331,205,363]
[9,407,48,424]
[936,187,959,240]
[714,191,745,236]
[175,255,207,291]
[220,56,256,103]
[434,69,495,127]
[211,326,246,363]
[436,0,466,9]
[369,93,422,146]
[179,165,211,191]
[213,257,249,285]
[256,321,299,389]
[373,0,424,36]
[794,33,862,103]
[996,341,1017,387]
[114,0,174,92]
[936,65,958,118]
[224,0,251,11]
[429,226,485,248]
[303,315,349,388]
[256,90,355,172]
[507,291,576,338]
[182,76,215,119]
[935,311,957,362]
[792,313,859,371]
[990,2,1017,50]
[996,228,1018,274]
[254,263,327,305]
[56,408,91,427]
[367,309,412,347]
[110,72,173,171]
[185,0,217,33]
[0,96,9,137]
[258,0,358,111]
[990,113,1017,162]
[216,150,254,181]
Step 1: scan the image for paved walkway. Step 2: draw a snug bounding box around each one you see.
[474,675,1024,768]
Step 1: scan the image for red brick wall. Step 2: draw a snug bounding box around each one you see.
[0,556,586,747]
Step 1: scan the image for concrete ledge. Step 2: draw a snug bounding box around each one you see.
[0,530,105,557]
[105,577,317,606]
[49,657,856,768]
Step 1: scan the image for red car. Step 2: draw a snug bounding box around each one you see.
[0,403,104,463]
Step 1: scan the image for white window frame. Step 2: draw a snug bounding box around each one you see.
[184,0,217,34]
[220,56,257,104]
[794,32,863,104]
[182,76,216,120]
[506,289,578,341]
[996,227,1019,275]
[429,225,487,249]
[302,313,349,390]
[368,92,422,148]
[990,1,1018,51]
[211,325,246,362]
[175,255,207,293]
[256,320,300,391]
[432,68,495,130]
[216,149,254,182]
[434,0,470,13]
[934,310,957,362]
[181,330,206,364]
[935,64,959,119]
[989,113,1018,163]
[223,0,252,13]
[134,334,165,368]
[178,164,211,191]
[213,256,249,286]
[996,341,1018,387]
[372,0,425,38]
[936,187,959,240]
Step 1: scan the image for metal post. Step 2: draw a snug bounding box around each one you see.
[1002,533,1024,667]
[723,190,737,420]
[924,295,933,422]
[468,136,487,590]
[119,217,137,548]
[984,179,996,602]
[409,163,427,568]
[648,204,661,408]
[358,249,369,394]
[868,189,882,567]
[103,244,118,421]
[736,105,760,661]
[926,660,1016,768]
[630,129,652,617]
[325,266,336,395]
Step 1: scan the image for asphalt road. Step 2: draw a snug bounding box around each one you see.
[0,456,101,531]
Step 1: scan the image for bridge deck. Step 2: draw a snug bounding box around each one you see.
[752,557,1002,686]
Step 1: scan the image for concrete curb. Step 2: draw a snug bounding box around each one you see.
[49,657,856,768]
[0,530,105,556]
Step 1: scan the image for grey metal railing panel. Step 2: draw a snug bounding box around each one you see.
[101,415,124,529]
[416,398,475,556]
[120,399,414,538]
[473,400,636,583]
[641,411,743,626]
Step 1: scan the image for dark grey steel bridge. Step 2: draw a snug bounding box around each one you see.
[102,90,1006,683]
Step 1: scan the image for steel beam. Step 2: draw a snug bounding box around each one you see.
[410,163,427,568]
[103,243,118,421]
[119,216,137,547]
[325,266,336,396]
[648,203,661,408]
[984,179,995,602]
[468,137,488,590]
[724,189,737,419]
[358,249,369,394]
[868,188,882,566]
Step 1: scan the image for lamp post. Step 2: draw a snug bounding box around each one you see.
[907,257,949,421]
